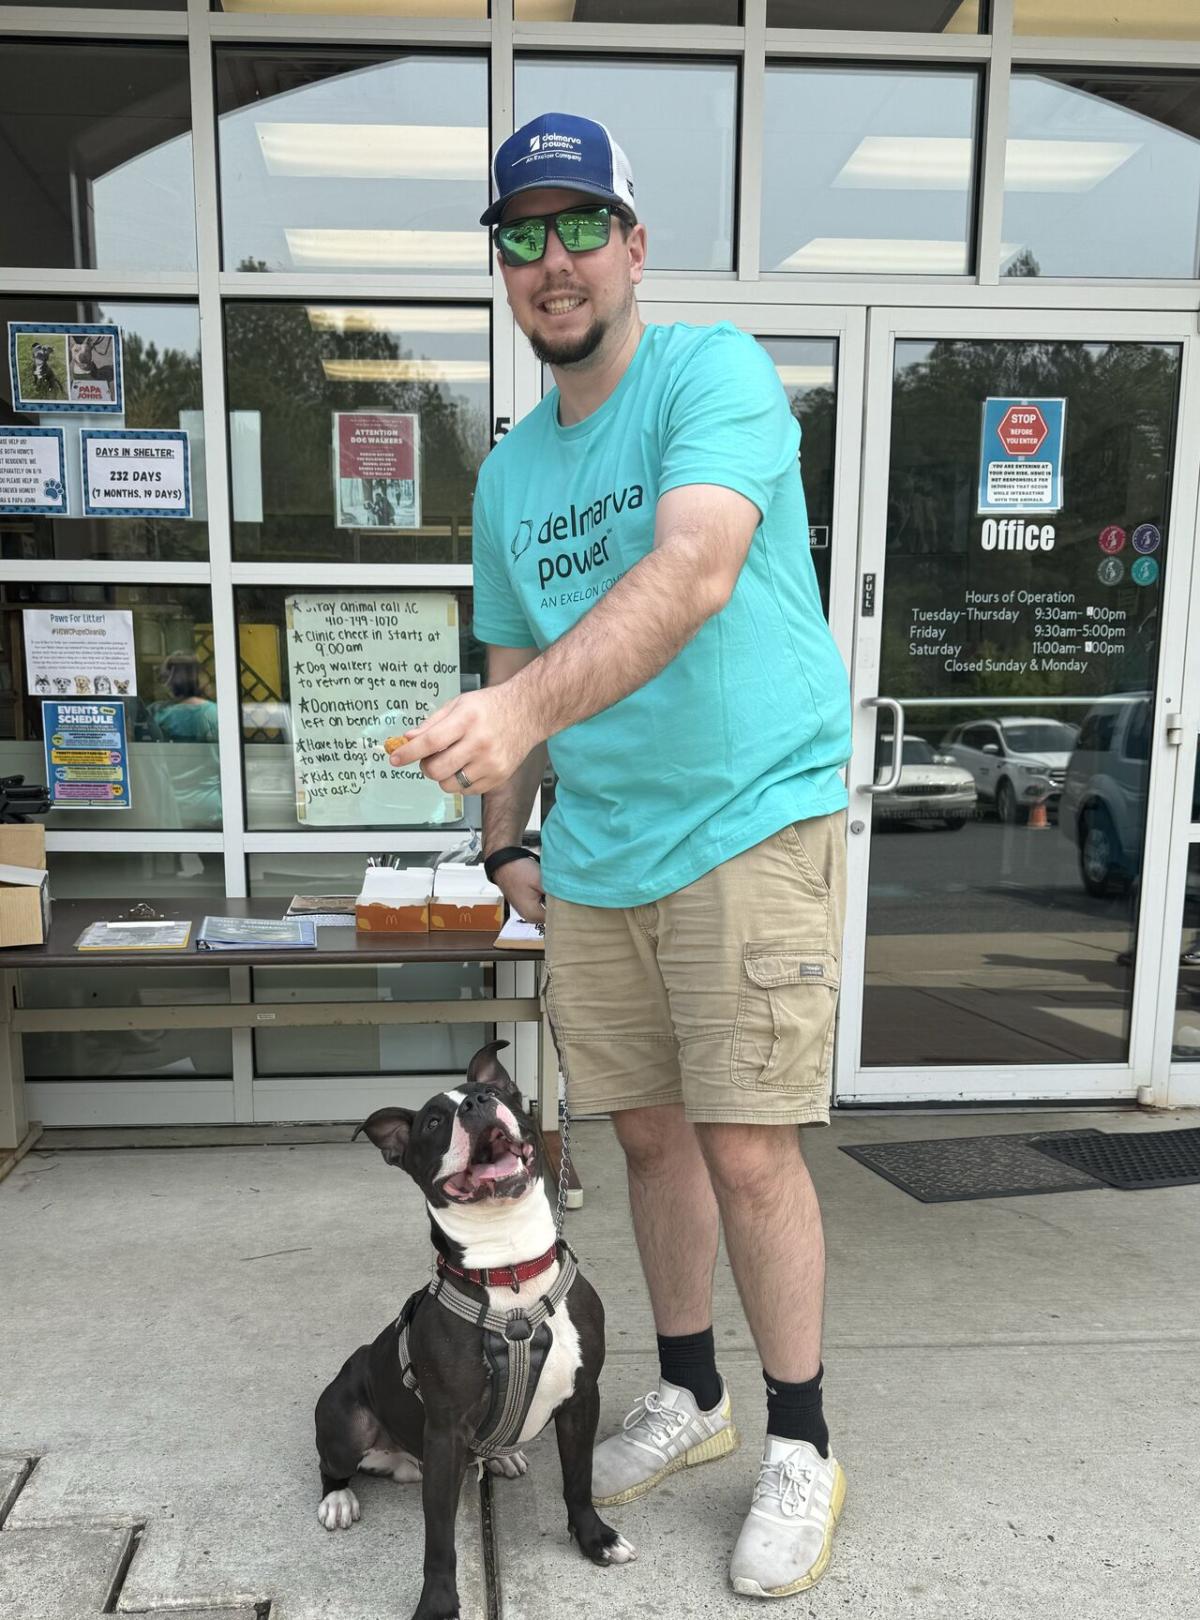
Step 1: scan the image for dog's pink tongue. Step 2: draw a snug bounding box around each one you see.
[472,1149,523,1183]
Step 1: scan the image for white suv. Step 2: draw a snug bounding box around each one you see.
[941,716,1077,824]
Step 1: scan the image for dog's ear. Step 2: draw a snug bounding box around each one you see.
[466,1038,518,1096]
[353,1107,414,1167]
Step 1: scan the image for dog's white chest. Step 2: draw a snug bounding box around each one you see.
[483,1266,583,1447]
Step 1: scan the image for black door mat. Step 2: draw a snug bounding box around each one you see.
[1029,1126,1200,1191]
[839,1128,1108,1203]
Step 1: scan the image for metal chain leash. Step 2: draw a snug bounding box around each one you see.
[554,1085,572,1237]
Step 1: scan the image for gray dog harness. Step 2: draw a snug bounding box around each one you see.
[396,1241,578,1459]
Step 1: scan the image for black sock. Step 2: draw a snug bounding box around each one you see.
[657,1327,722,1411]
[764,1364,830,1457]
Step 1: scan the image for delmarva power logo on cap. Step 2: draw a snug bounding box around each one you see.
[480,112,637,226]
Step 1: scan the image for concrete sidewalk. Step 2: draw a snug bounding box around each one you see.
[1,1107,1197,1620]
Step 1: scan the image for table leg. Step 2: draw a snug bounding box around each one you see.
[0,969,37,1167]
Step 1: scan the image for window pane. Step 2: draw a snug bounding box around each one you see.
[516,2,738,17]
[1003,72,1200,279]
[768,0,978,28]
[216,49,489,274]
[762,66,980,275]
[225,303,488,564]
[21,852,231,1092]
[0,42,194,272]
[1175,847,1200,1060]
[515,58,738,271]
[214,1,485,13]
[756,337,836,618]
[236,585,482,831]
[1,300,207,564]
[0,584,221,831]
[1016,1,1200,39]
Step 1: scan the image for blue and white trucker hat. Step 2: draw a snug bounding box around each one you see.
[480,112,637,227]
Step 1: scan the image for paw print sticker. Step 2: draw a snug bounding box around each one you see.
[43,478,64,502]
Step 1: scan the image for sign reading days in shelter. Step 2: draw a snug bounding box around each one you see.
[81,429,191,518]
[977,397,1066,515]
[24,608,137,699]
[284,592,461,827]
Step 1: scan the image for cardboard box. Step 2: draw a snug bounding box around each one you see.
[431,865,504,934]
[355,866,433,933]
[0,824,50,948]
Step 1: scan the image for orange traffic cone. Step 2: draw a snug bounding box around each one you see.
[1028,797,1049,830]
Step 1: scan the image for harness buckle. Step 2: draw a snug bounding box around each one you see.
[503,1310,533,1342]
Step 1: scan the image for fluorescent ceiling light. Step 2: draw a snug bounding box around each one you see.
[222,1,486,15]
[1005,138,1139,191]
[321,359,490,383]
[257,122,487,181]
[306,306,489,334]
[776,238,970,274]
[774,365,836,389]
[834,135,1138,193]
[286,229,484,269]
[835,137,972,191]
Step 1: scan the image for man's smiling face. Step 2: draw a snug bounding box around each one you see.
[497,186,646,369]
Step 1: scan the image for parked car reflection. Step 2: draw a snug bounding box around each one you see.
[941,715,1077,824]
[1059,695,1151,896]
[874,735,977,830]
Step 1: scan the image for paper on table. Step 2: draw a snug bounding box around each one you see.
[494,911,545,950]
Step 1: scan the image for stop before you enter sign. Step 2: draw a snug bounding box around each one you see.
[996,404,1048,457]
[978,396,1066,515]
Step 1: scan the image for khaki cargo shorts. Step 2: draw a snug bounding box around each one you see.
[542,811,846,1126]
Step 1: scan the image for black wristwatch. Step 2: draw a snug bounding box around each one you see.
[483,846,540,883]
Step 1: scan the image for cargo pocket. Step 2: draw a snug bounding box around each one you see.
[539,966,569,1082]
[731,945,840,1091]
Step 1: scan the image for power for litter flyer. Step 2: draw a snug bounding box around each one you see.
[42,700,131,811]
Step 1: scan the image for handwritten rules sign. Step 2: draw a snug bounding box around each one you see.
[284,591,462,827]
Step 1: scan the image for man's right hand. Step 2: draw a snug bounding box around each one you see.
[495,857,545,926]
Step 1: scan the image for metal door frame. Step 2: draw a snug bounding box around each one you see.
[838,306,1200,1106]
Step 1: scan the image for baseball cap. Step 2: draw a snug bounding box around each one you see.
[480,112,637,227]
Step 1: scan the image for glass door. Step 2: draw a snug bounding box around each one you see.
[839,310,1200,1105]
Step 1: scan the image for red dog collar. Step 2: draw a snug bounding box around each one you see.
[437,1242,559,1291]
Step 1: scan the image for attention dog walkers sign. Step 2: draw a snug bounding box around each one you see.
[8,322,124,414]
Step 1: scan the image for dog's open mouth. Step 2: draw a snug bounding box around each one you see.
[440,1124,535,1203]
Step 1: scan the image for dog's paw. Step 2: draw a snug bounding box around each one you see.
[600,1532,637,1565]
[317,1488,360,1530]
[485,1452,528,1480]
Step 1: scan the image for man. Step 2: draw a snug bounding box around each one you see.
[390,112,852,1599]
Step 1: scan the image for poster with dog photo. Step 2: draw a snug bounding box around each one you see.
[332,411,420,531]
[23,608,137,701]
[8,322,124,414]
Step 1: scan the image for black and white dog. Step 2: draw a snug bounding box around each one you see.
[315,1040,634,1620]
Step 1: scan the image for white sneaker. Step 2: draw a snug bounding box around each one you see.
[591,1377,739,1507]
[729,1435,846,1597]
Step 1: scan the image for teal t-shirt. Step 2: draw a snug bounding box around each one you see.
[472,320,851,907]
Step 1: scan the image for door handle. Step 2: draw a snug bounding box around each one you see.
[860,696,906,794]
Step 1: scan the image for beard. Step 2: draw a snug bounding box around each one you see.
[527,279,635,369]
[528,313,606,368]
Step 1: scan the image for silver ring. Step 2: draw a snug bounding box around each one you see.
[455,768,472,791]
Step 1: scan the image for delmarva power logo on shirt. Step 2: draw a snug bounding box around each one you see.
[511,481,645,607]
